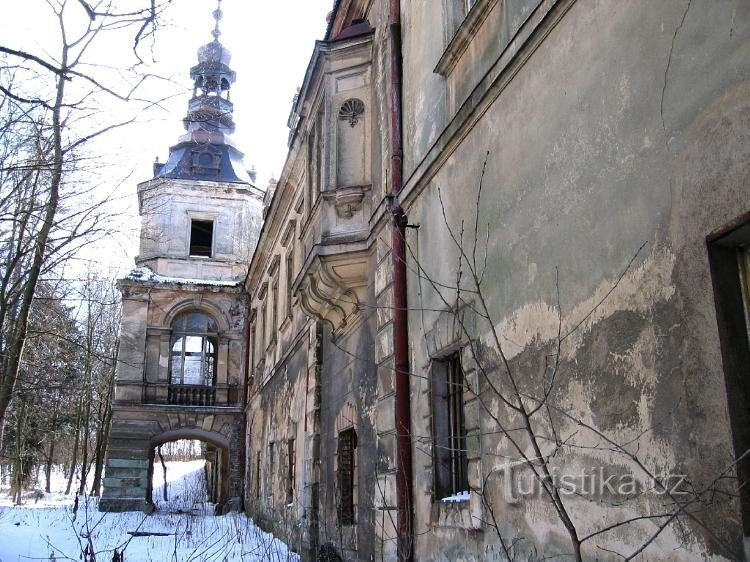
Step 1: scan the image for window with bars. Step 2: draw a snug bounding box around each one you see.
[337,428,357,525]
[287,438,296,504]
[255,453,261,500]
[268,441,275,499]
[431,351,469,500]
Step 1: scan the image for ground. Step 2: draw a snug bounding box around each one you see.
[0,461,298,561]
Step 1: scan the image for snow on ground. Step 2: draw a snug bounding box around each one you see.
[0,461,299,562]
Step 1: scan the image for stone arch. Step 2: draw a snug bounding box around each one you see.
[162,298,231,333]
[147,428,233,511]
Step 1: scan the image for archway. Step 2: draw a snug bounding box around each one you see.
[148,429,231,514]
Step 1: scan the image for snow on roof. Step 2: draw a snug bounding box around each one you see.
[124,266,241,287]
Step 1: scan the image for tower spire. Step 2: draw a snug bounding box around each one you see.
[212,0,222,40]
[151,0,252,184]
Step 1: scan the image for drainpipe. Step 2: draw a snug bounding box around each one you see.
[388,2,414,561]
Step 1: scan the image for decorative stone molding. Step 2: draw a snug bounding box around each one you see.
[335,400,357,432]
[338,98,365,127]
[322,184,370,218]
[296,248,370,335]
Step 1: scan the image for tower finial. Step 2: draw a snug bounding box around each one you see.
[212,0,223,40]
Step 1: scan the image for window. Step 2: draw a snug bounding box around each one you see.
[306,127,316,216]
[259,301,267,352]
[431,352,468,500]
[315,110,324,196]
[255,453,261,500]
[271,281,279,341]
[170,312,218,386]
[286,438,296,504]
[708,224,750,537]
[286,254,294,318]
[247,319,256,400]
[189,219,214,257]
[338,428,357,525]
[436,0,497,76]
[268,441,275,498]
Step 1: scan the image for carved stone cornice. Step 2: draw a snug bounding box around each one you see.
[295,246,370,336]
[321,184,370,219]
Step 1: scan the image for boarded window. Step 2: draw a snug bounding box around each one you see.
[431,352,468,500]
[338,428,357,525]
[189,219,214,257]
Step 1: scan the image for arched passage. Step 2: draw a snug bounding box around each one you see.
[148,429,231,512]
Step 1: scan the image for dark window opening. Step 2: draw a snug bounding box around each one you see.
[287,438,296,504]
[190,219,214,257]
[286,254,294,318]
[271,282,279,340]
[338,428,357,525]
[431,351,469,500]
[255,453,261,500]
[708,221,750,537]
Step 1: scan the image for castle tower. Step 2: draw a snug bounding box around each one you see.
[100,1,263,512]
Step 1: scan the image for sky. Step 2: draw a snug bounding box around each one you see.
[0,0,333,274]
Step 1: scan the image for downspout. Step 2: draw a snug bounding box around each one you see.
[388,2,414,561]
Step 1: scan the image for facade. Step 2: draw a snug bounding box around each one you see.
[100,13,264,513]
[244,1,750,561]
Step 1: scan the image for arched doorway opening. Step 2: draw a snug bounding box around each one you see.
[147,430,230,514]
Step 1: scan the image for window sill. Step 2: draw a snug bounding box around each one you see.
[434,0,500,76]
[431,491,481,530]
[440,490,470,503]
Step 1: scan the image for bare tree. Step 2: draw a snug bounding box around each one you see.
[0,0,173,448]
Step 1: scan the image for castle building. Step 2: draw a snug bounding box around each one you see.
[99,4,263,513]
[104,0,750,560]
[244,1,750,561]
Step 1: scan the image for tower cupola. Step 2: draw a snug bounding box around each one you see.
[154,0,251,184]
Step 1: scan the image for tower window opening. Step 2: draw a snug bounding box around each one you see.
[190,219,214,257]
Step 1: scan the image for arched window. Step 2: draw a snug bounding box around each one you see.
[170,311,218,386]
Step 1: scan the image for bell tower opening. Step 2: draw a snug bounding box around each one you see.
[189,219,214,257]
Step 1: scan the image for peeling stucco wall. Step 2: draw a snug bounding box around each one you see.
[400,0,750,559]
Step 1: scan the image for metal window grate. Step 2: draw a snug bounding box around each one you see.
[338,429,357,524]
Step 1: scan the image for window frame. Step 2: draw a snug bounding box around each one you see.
[168,311,219,387]
[337,428,357,525]
[286,438,296,505]
[708,218,750,537]
[431,351,469,501]
[189,218,214,257]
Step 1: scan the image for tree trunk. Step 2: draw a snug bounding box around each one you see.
[65,397,82,495]
[0,45,67,451]
[90,388,112,496]
[45,435,55,494]
[157,445,168,502]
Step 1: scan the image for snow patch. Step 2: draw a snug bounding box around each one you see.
[125,266,241,287]
[441,490,470,503]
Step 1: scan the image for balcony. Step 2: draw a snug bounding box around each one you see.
[141,383,241,407]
